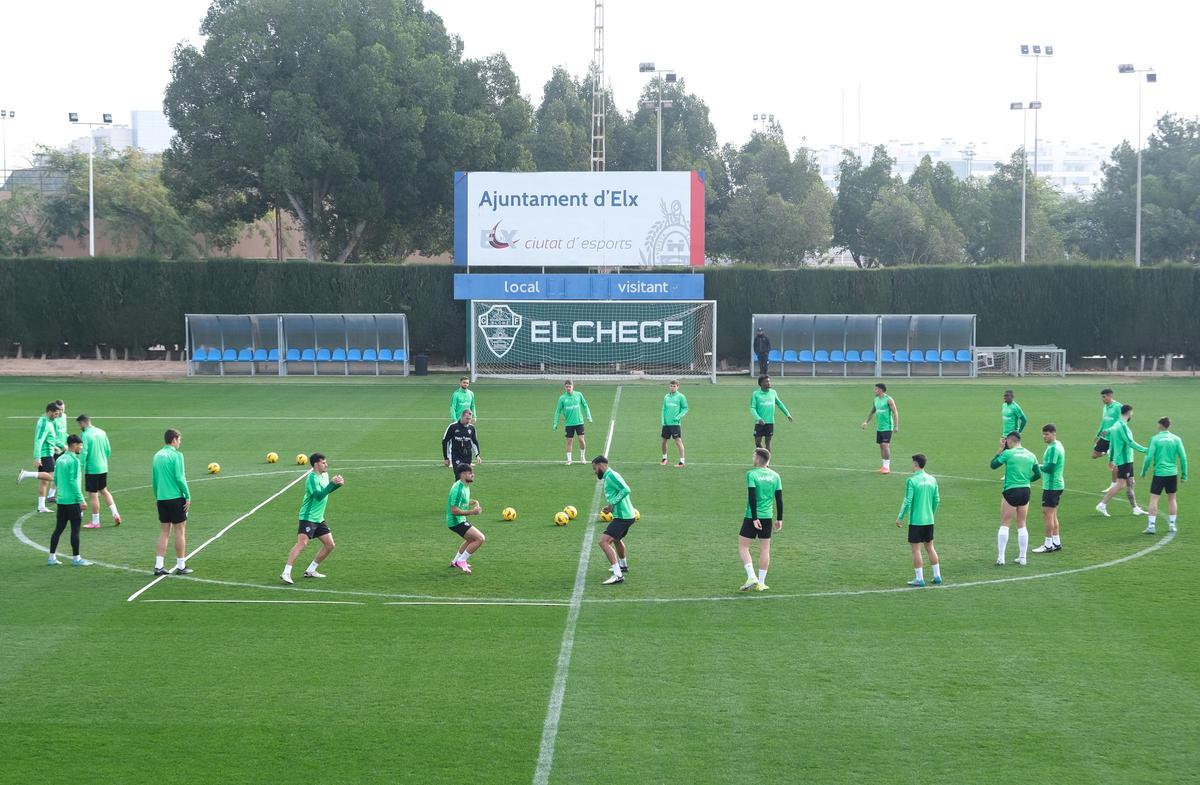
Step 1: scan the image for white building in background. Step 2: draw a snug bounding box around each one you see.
[70,124,133,154]
[131,110,175,154]
[813,138,1113,197]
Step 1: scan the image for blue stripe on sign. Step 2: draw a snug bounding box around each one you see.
[453,172,469,265]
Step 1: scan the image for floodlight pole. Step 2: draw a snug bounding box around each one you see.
[1019,45,1053,183]
[0,110,12,189]
[1119,65,1156,267]
[1020,110,1027,264]
[639,63,676,171]
[68,113,112,257]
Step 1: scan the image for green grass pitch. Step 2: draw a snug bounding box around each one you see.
[1,375,1197,785]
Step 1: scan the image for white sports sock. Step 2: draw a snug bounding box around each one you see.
[155,556,164,569]
[1018,528,1029,558]
[38,496,47,508]
[176,557,186,569]
[454,550,465,562]
[306,560,320,573]
[662,454,668,461]
[109,504,119,517]
[1052,534,1061,545]
[757,568,767,583]
[283,564,293,577]
[618,557,628,568]
[611,561,622,575]
[1044,537,1053,547]
[997,526,1009,559]
[1169,515,1177,523]
[931,563,941,578]
[743,562,756,581]
[19,470,34,480]
[461,551,471,563]
[566,452,572,462]
[882,459,891,469]
[580,451,586,461]
[91,513,100,524]
[1148,515,1156,525]
[914,567,924,581]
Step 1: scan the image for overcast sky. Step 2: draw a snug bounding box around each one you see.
[2,0,1196,172]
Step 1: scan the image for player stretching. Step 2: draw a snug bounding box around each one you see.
[895,453,940,586]
[661,380,688,467]
[1141,417,1187,535]
[861,383,899,473]
[442,410,481,473]
[1000,390,1027,439]
[447,464,485,573]
[282,453,344,584]
[1096,404,1148,517]
[740,448,782,592]
[751,376,793,453]
[151,429,192,576]
[1092,388,1122,487]
[450,376,476,421]
[553,379,593,465]
[76,414,121,528]
[17,402,62,513]
[1034,424,1065,553]
[47,435,90,567]
[991,431,1041,566]
[593,456,634,585]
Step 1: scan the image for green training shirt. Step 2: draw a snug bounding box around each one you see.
[990,446,1042,490]
[750,389,791,424]
[151,445,190,501]
[450,387,476,421]
[33,416,57,459]
[1001,401,1027,436]
[1097,400,1123,437]
[873,394,894,431]
[54,415,67,448]
[553,391,592,428]
[744,466,782,519]
[603,468,634,520]
[298,470,341,523]
[446,479,471,527]
[1106,419,1146,466]
[1040,440,1065,491]
[1142,431,1188,479]
[897,469,939,526]
[52,452,85,506]
[662,391,689,426]
[79,426,111,475]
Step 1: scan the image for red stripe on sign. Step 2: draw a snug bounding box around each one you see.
[690,170,705,266]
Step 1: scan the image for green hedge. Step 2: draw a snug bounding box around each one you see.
[1,259,1196,363]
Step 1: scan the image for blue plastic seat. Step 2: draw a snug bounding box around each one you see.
[798,349,814,362]
[845,350,860,362]
[814,350,830,363]
[235,348,252,362]
[862,349,876,362]
[830,350,845,362]
[881,350,895,362]
[347,348,362,361]
[252,348,268,362]
[941,349,956,363]
[331,348,347,361]
[894,350,909,363]
[285,348,301,361]
[767,349,782,362]
[923,350,939,362]
[316,348,332,361]
[378,348,393,361]
[393,349,407,362]
[782,350,798,362]
[267,348,279,361]
[363,349,377,361]
[222,348,237,361]
[956,349,972,363]
[300,348,316,361]
[191,348,206,361]
[909,350,924,363]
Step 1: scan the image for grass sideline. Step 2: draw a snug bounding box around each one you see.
[1,375,1196,785]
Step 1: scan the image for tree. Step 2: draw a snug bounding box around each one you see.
[163,0,531,261]
[531,67,591,172]
[833,145,896,267]
[708,173,831,265]
[981,150,1065,262]
[0,188,57,256]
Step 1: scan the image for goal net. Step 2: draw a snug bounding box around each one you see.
[470,300,716,380]
[1018,346,1067,376]
[974,346,1019,376]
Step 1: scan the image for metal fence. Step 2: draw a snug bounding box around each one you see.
[186,313,409,376]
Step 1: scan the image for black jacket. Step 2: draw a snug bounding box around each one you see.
[442,422,480,462]
[753,334,771,355]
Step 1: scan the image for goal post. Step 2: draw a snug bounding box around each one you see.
[470,300,717,381]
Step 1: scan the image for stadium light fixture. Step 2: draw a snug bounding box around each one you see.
[639,62,678,171]
[1019,43,1053,182]
[66,112,114,257]
[639,62,655,72]
[1119,64,1158,267]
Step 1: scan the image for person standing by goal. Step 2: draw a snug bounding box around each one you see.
[660,380,688,467]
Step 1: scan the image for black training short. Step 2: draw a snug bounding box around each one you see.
[56,502,82,527]
[661,425,682,439]
[740,517,773,539]
[37,455,56,474]
[754,422,774,438]
[1093,438,1111,455]
[1041,489,1063,508]
[1002,487,1031,507]
[1150,475,1179,495]
[908,524,934,544]
[1116,462,1135,480]
[449,522,473,538]
[156,497,188,524]
[603,519,634,541]
[298,520,331,539]
[565,424,585,437]
[876,430,893,444]
[85,473,107,493]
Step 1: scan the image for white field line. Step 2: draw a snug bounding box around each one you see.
[141,598,364,606]
[384,601,570,608]
[126,472,308,602]
[532,386,622,785]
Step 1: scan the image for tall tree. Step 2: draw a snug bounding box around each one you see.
[531,67,591,172]
[833,145,896,267]
[709,173,831,265]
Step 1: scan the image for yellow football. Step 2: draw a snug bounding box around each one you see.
[563,505,578,520]
[296,453,308,465]
[633,508,641,521]
[207,462,220,474]
[554,511,569,526]
[502,507,517,521]
[600,510,613,522]
[266,452,279,464]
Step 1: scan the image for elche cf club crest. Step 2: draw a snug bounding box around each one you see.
[478,305,523,358]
